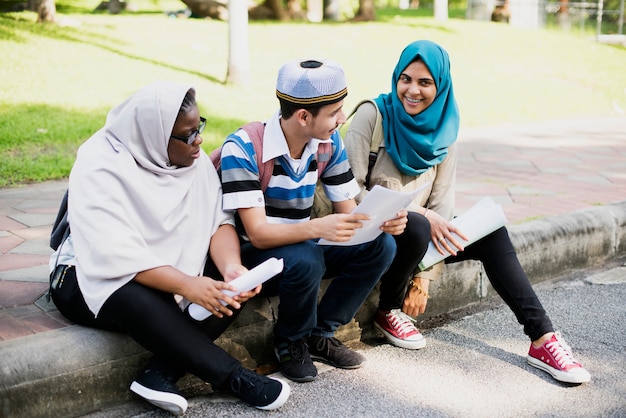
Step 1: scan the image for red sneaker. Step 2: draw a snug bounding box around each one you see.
[374,309,426,350]
[527,333,591,384]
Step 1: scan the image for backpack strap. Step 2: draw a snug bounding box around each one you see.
[212,122,333,190]
[347,99,384,154]
[208,145,223,170]
[316,141,332,175]
[209,122,273,191]
[347,99,384,188]
[50,188,70,251]
[239,122,273,191]
[47,188,71,302]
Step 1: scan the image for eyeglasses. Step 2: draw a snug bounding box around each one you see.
[170,117,207,145]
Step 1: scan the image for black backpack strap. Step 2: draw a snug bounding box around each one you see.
[50,189,70,250]
[47,189,71,302]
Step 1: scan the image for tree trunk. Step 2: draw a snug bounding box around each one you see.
[307,0,323,21]
[287,0,306,19]
[264,0,289,20]
[227,0,250,85]
[353,0,375,21]
[36,0,56,22]
[433,0,448,21]
[324,0,341,20]
[108,0,122,14]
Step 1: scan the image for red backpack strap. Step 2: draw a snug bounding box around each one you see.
[210,122,270,190]
[221,122,329,189]
[316,142,333,177]
[239,122,272,191]
[209,146,222,171]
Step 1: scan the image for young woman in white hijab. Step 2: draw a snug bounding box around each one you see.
[48,81,290,415]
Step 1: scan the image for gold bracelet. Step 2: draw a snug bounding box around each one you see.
[408,279,430,298]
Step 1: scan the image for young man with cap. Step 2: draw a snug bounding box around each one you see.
[219,59,407,383]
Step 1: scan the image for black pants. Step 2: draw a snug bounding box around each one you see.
[378,211,431,311]
[378,211,554,342]
[50,260,242,388]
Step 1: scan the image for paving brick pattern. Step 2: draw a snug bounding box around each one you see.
[1,117,625,342]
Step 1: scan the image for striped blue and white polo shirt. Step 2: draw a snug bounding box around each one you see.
[221,110,359,225]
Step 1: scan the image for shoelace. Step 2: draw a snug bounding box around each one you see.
[285,338,308,362]
[238,369,260,389]
[387,309,418,337]
[326,337,343,348]
[546,333,580,367]
[313,336,343,354]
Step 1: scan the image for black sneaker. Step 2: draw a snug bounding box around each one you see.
[308,335,365,369]
[130,368,188,415]
[274,337,318,382]
[228,367,291,410]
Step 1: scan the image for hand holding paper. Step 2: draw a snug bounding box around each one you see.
[418,197,507,271]
[318,183,430,246]
[188,257,284,321]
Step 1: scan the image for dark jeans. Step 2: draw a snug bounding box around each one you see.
[241,232,396,342]
[50,260,242,388]
[379,211,554,342]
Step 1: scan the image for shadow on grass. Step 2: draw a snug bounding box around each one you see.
[0,14,224,84]
[0,102,249,186]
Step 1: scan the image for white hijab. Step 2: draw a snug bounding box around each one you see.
[68,81,231,315]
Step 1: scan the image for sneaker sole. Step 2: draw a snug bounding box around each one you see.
[374,321,426,350]
[526,356,591,384]
[130,381,188,415]
[310,353,365,369]
[281,373,317,383]
[254,378,291,410]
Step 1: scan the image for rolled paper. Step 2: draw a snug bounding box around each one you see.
[188,257,284,321]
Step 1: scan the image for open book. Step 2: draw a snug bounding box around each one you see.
[187,257,284,321]
[318,183,430,246]
[418,197,507,271]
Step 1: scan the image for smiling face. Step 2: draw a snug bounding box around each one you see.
[167,105,202,167]
[396,59,437,116]
[307,99,347,140]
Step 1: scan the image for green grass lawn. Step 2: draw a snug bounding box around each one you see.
[1,6,625,186]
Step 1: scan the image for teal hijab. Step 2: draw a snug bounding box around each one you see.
[374,40,460,176]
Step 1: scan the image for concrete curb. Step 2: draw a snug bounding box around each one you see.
[1,201,625,417]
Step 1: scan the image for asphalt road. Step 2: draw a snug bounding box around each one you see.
[84,260,626,418]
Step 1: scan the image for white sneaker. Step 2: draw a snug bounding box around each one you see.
[130,368,188,415]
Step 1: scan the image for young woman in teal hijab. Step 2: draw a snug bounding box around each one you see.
[345,40,590,385]
[374,39,460,176]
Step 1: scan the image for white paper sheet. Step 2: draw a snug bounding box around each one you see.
[418,197,508,270]
[318,183,430,246]
[188,257,284,321]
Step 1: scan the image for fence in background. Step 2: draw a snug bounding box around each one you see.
[467,0,625,40]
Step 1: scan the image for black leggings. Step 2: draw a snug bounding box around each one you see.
[379,211,554,342]
[51,261,242,388]
[378,211,431,311]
